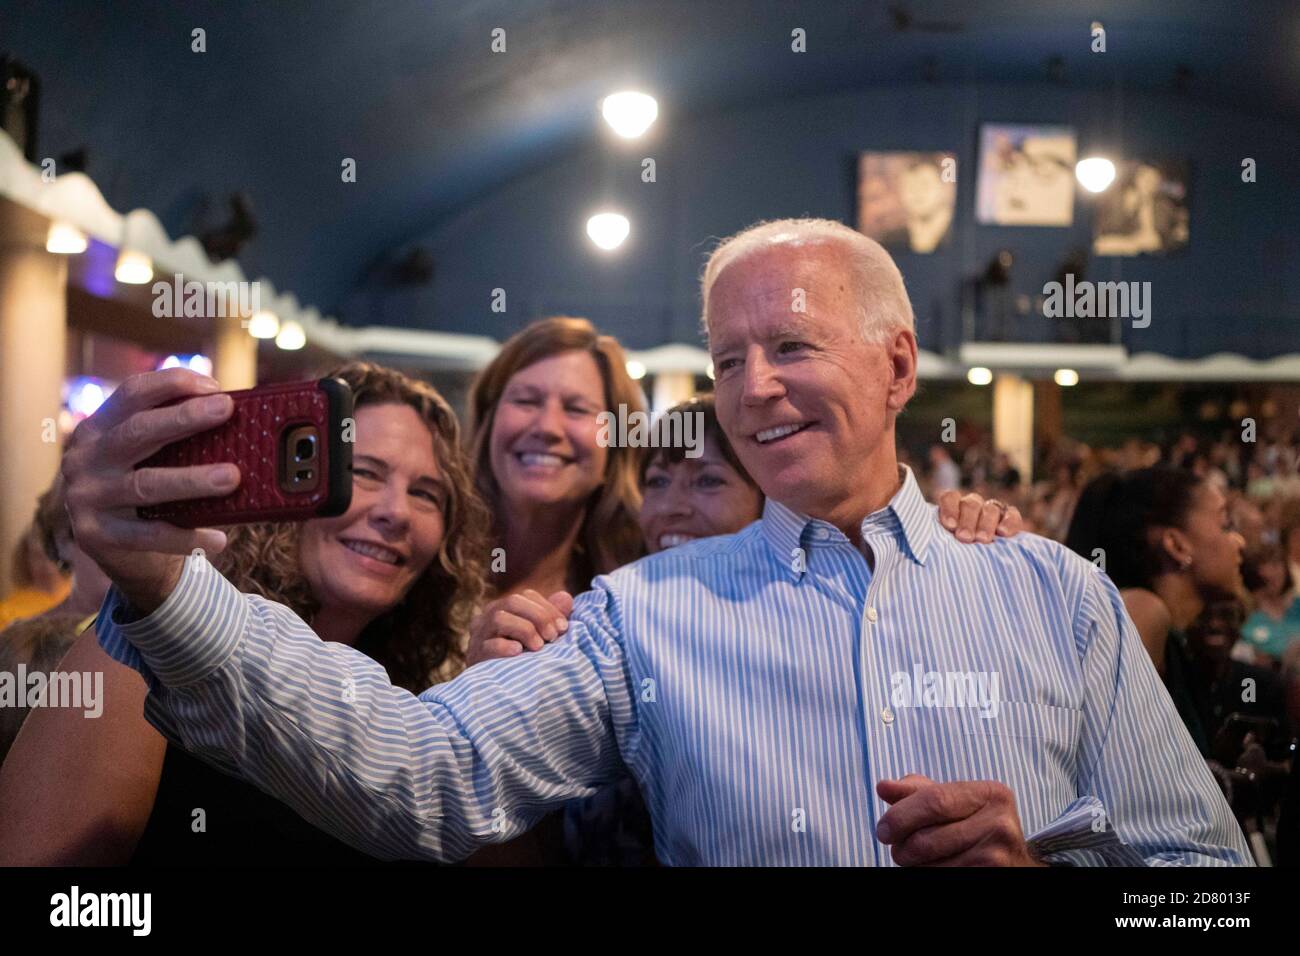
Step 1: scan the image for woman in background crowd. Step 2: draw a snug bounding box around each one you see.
[1240,544,1300,667]
[637,395,763,556]
[0,524,70,631]
[1065,466,1247,754]
[0,362,488,865]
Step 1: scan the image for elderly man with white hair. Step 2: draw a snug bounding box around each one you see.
[64,218,1249,866]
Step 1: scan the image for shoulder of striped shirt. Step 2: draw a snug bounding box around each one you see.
[931,527,1101,614]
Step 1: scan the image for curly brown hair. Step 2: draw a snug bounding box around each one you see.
[468,317,646,588]
[214,362,490,692]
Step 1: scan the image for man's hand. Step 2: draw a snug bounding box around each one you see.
[937,491,1023,543]
[466,590,574,666]
[875,774,1045,866]
[62,368,240,615]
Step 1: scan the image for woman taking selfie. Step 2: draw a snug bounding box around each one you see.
[0,362,488,865]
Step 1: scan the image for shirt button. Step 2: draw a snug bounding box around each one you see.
[881,707,894,724]
[866,606,878,623]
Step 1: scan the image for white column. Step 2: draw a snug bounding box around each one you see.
[0,247,67,596]
[993,373,1034,484]
[208,312,256,390]
[650,370,695,415]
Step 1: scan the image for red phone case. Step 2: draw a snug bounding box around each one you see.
[137,378,353,528]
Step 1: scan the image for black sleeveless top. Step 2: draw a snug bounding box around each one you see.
[131,743,435,867]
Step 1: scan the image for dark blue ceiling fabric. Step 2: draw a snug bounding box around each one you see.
[5,0,1298,341]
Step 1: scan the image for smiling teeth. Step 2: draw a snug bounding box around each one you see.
[659,534,695,549]
[344,541,401,564]
[756,423,806,444]
[518,452,566,467]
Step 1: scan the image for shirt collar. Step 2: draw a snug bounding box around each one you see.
[760,465,935,579]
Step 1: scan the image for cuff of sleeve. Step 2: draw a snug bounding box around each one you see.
[95,552,248,689]
[1026,796,1148,867]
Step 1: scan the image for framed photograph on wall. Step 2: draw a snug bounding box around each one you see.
[856,151,957,254]
[1093,160,1190,255]
[976,123,1076,226]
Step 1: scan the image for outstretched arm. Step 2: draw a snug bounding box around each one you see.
[96,554,639,862]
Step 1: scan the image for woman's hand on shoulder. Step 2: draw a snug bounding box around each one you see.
[936,490,1023,543]
[466,590,574,666]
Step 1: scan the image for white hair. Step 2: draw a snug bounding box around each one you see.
[700,218,915,345]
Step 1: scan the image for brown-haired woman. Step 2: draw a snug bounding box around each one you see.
[0,361,489,864]
[464,316,645,662]
[456,316,643,863]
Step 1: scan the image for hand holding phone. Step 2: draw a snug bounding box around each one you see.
[137,378,353,527]
[61,370,353,615]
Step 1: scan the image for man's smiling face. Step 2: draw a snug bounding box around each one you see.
[706,241,915,528]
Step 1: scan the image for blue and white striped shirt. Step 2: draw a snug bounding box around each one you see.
[99,466,1251,865]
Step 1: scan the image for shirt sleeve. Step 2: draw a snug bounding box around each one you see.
[1025,566,1254,867]
[96,553,639,862]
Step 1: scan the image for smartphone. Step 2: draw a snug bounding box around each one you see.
[137,377,354,528]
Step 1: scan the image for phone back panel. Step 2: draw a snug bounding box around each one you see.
[138,378,352,528]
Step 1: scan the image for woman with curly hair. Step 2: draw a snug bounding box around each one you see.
[0,361,489,865]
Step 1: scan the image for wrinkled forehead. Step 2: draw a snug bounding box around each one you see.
[704,242,855,339]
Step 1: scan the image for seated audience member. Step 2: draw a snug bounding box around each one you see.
[927,444,961,494]
[1184,599,1290,756]
[0,524,70,632]
[1066,467,1247,756]
[0,613,83,765]
[0,362,488,865]
[1184,599,1296,865]
[1285,520,1300,598]
[69,218,1250,866]
[1240,544,1300,666]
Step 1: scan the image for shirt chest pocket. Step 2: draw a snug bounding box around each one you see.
[960,700,1081,742]
[947,701,1081,801]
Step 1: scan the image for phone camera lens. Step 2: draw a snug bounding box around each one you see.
[295,436,316,461]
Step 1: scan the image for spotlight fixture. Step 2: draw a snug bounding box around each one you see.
[1075,157,1116,193]
[46,221,87,254]
[625,359,647,380]
[1054,368,1079,387]
[967,367,993,386]
[246,310,280,339]
[587,212,630,251]
[114,249,152,284]
[275,321,306,350]
[601,92,658,138]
